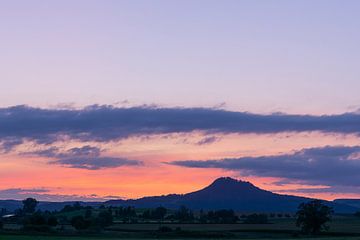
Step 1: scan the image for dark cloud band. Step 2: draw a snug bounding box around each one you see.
[168,146,360,189]
[1,105,360,147]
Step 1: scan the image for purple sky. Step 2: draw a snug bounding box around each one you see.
[1,1,360,201]
[1,0,360,113]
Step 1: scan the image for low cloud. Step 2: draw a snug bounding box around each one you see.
[27,145,142,170]
[169,146,360,193]
[275,185,360,194]
[0,188,121,201]
[196,136,220,145]
[0,138,23,153]
[0,188,49,195]
[1,105,360,146]
[49,157,142,170]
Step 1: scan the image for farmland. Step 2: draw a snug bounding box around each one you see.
[1,199,360,240]
[0,235,360,240]
[1,215,360,240]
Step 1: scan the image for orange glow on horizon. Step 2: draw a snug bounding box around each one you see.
[1,132,360,201]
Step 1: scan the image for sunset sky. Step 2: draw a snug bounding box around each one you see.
[1,0,360,201]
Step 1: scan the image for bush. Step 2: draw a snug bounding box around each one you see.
[96,210,113,227]
[243,214,268,224]
[47,216,58,226]
[158,226,173,232]
[174,206,194,222]
[23,225,52,232]
[71,216,91,230]
[85,209,92,218]
[142,206,167,220]
[204,209,239,223]
[23,212,47,226]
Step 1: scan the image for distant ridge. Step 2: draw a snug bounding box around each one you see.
[105,177,358,213]
[1,177,358,213]
[334,199,360,209]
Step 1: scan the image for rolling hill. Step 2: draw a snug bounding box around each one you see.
[105,177,358,213]
[1,177,358,213]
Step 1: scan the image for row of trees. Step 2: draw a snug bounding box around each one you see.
[0,198,115,232]
[70,210,113,230]
[199,209,239,223]
[1,198,336,235]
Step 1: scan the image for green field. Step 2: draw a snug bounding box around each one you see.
[105,216,360,234]
[1,236,360,240]
[2,215,359,240]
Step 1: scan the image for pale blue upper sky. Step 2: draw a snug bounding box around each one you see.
[1,0,360,114]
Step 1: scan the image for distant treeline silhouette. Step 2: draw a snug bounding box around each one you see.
[0,198,337,235]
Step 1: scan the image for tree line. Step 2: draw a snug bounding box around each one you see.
[0,198,342,235]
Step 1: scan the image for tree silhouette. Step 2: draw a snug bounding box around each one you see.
[243,213,268,224]
[296,200,333,234]
[22,198,38,214]
[97,210,113,227]
[175,206,194,222]
[153,206,167,220]
[85,209,92,218]
[71,216,90,230]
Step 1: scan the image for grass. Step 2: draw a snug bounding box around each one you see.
[1,236,360,240]
[1,215,359,240]
[105,216,360,234]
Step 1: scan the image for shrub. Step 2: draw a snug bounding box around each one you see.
[71,216,91,230]
[85,209,92,218]
[47,216,58,226]
[243,214,268,224]
[205,209,239,223]
[96,210,113,227]
[174,206,194,222]
[23,212,47,226]
[158,226,173,232]
[23,225,52,232]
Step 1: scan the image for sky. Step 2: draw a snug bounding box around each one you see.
[1,0,360,201]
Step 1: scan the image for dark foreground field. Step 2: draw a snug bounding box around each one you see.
[0,236,360,240]
[106,216,360,233]
[1,216,360,240]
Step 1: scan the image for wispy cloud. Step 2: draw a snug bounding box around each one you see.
[196,136,220,145]
[0,137,23,153]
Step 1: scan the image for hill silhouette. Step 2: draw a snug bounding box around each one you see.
[105,177,357,213]
[1,177,358,213]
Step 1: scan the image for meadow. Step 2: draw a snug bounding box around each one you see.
[1,215,360,240]
[1,236,360,240]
